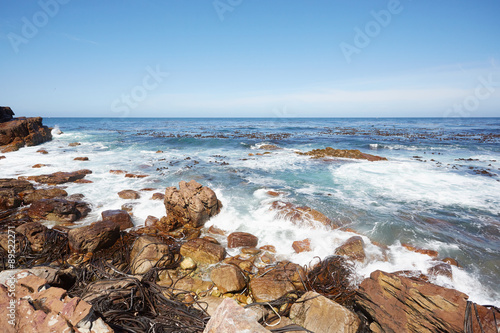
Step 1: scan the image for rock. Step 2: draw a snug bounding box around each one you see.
[37,149,48,154]
[259,144,280,150]
[118,189,141,199]
[0,155,5,160]
[297,147,387,161]
[0,267,68,287]
[241,247,260,255]
[334,236,366,262]
[68,142,81,146]
[73,157,89,161]
[109,169,126,174]
[0,178,34,210]
[259,245,276,253]
[15,222,48,252]
[402,243,439,258]
[32,163,47,168]
[210,265,246,293]
[249,261,306,302]
[203,236,220,244]
[101,209,134,230]
[180,238,226,264]
[68,220,120,253]
[27,198,90,222]
[356,270,500,333]
[121,203,136,213]
[158,270,213,294]
[125,173,148,178]
[0,106,14,122]
[207,225,226,235]
[194,296,224,316]
[203,298,270,333]
[158,180,222,232]
[20,187,68,204]
[227,232,258,248]
[271,200,338,229]
[130,235,172,274]
[145,215,159,227]
[290,291,360,333]
[151,192,164,200]
[179,257,197,270]
[292,238,311,253]
[267,190,281,197]
[81,278,138,303]
[428,262,453,279]
[0,116,52,153]
[442,257,461,267]
[26,169,92,184]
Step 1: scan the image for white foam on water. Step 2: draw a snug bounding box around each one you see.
[330,160,500,214]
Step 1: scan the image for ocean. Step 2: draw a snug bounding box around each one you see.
[2,117,499,306]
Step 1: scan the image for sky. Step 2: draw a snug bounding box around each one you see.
[0,0,499,118]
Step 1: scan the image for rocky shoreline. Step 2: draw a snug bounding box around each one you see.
[0,113,499,332]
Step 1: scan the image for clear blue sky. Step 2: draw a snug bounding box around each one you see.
[1,0,499,117]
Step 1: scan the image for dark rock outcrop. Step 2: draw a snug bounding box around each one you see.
[298,147,387,161]
[0,115,52,153]
[68,220,120,253]
[157,180,222,232]
[0,107,14,123]
[355,270,500,333]
[27,198,91,223]
[26,169,92,185]
[101,209,134,230]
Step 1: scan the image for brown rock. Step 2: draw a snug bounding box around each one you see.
[180,238,226,264]
[158,180,222,232]
[15,222,48,252]
[428,263,453,279]
[266,190,281,197]
[27,198,90,222]
[228,232,258,248]
[290,291,360,333]
[27,169,92,184]
[402,243,439,258]
[0,116,52,153]
[145,215,159,227]
[125,173,148,178]
[249,261,306,302]
[0,178,34,210]
[73,156,89,161]
[101,209,134,230]
[356,270,500,333]
[0,106,14,122]
[210,265,246,293]
[151,192,164,200]
[259,245,276,253]
[270,201,338,229]
[68,220,120,253]
[20,187,68,204]
[68,142,81,147]
[109,169,126,174]
[118,189,140,199]
[292,239,311,253]
[37,149,48,154]
[203,298,270,333]
[0,155,5,160]
[297,147,387,161]
[32,163,47,168]
[442,257,461,267]
[259,144,280,150]
[130,235,172,274]
[335,236,366,262]
[207,225,226,235]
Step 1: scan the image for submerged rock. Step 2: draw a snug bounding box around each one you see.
[158,180,222,232]
[298,147,387,161]
[270,200,338,229]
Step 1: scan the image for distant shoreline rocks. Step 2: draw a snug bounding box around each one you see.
[0,106,52,153]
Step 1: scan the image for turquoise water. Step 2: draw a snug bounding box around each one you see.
[3,117,499,305]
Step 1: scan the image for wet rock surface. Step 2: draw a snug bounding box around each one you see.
[271,200,338,229]
[27,198,91,223]
[26,169,92,185]
[0,112,52,153]
[297,147,387,161]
